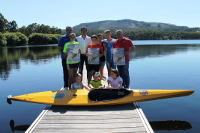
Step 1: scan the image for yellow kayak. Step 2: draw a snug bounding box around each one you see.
[8,89,194,106]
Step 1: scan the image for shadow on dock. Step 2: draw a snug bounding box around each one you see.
[50,103,136,113]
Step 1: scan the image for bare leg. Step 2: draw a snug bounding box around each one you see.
[73,68,78,83]
[99,66,104,80]
[107,67,111,77]
[68,69,73,90]
[88,70,94,85]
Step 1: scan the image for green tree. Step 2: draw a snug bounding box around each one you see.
[0,13,8,33]
[8,20,18,32]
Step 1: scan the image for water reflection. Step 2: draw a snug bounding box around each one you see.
[130,44,200,60]
[9,120,29,132]
[150,120,192,131]
[1,44,200,80]
[0,46,60,80]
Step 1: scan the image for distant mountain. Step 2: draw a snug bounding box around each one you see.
[72,19,200,32]
[73,19,176,31]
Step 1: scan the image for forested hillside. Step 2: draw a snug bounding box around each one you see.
[72,19,200,32]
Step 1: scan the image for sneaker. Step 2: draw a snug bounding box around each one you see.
[62,87,68,90]
[102,76,107,81]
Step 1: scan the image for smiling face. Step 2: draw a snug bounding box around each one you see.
[93,75,99,82]
[66,27,72,36]
[76,76,82,83]
[70,35,76,42]
[116,31,123,41]
[110,71,117,79]
[104,33,111,40]
[81,28,87,36]
[97,35,102,41]
[91,38,97,45]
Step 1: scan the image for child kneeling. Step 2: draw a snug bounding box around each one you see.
[107,69,123,89]
[89,72,105,91]
[72,73,90,91]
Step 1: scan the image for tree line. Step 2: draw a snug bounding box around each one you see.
[1,13,61,36]
[1,13,200,47]
[73,29,200,40]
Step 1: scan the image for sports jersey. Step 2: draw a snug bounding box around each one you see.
[63,41,80,64]
[90,80,103,88]
[86,44,104,64]
[113,37,134,62]
[102,38,115,63]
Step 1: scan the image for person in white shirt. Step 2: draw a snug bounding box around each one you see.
[76,26,91,78]
[107,69,123,89]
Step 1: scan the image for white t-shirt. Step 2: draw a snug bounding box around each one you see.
[108,76,123,88]
[76,35,91,54]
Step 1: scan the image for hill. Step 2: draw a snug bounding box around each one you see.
[72,19,200,32]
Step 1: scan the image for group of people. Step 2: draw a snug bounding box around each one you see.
[57,26,135,91]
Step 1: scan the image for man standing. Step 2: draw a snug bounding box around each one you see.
[76,26,91,77]
[113,29,136,89]
[57,26,73,89]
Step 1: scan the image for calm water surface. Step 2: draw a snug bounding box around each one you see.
[0,40,200,133]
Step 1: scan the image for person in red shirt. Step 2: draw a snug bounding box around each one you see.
[86,35,104,84]
[113,29,136,89]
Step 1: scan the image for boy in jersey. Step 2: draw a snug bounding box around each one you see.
[86,35,104,84]
[102,30,116,77]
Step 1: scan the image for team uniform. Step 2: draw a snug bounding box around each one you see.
[86,44,104,72]
[102,38,116,69]
[90,80,103,88]
[63,41,80,69]
[113,37,134,89]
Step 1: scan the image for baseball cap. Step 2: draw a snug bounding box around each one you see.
[93,72,99,77]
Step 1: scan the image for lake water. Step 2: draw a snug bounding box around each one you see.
[0,40,200,133]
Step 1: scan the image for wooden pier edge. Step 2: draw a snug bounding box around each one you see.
[134,102,154,133]
[25,87,65,133]
[25,104,52,133]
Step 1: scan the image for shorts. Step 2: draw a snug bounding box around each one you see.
[100,61,105,66]
[106,61,116,69]
[88,64,100,72]
[67,63,79,70]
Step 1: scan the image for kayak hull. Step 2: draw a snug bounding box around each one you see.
[9,89,194,106]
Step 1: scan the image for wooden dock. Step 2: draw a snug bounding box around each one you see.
[26,66,154,133]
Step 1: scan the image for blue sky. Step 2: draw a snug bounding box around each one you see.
[1,0,200,29]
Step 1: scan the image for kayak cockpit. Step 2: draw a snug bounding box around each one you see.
[88,89,133,102]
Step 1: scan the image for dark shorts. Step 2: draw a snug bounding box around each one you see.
[88,64,100,72]
[67,63,79,70]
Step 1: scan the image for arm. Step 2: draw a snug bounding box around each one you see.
[107,80,113,88]
[124,45,136,55]
[58,46,62,52]
[99,83,105,89]
[71,84,74,90]
[118,81,123,89]
[89,84,94,90]
[82,83,90,91]
[99,46,104,57]
[63,48,69,57]
[58,37,63,52]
